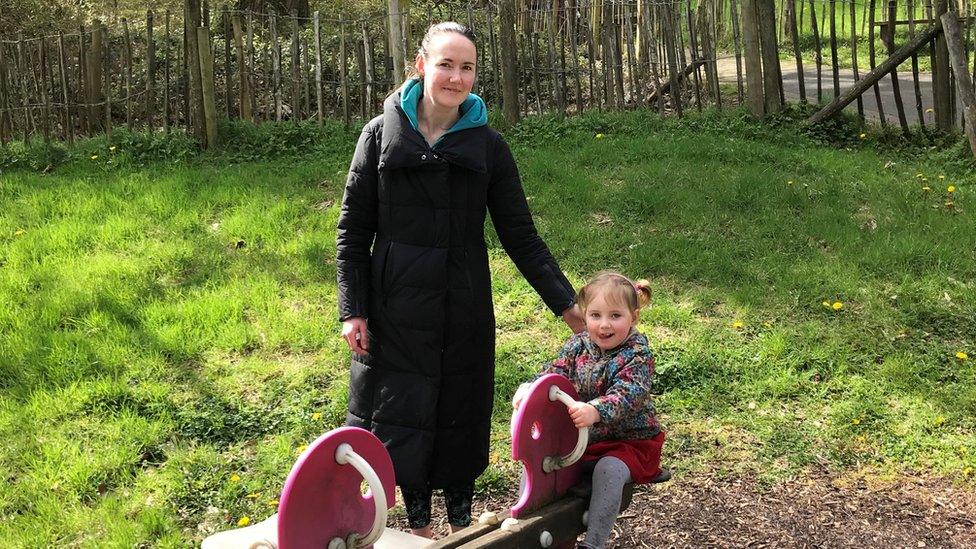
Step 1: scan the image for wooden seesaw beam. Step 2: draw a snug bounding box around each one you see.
[807,19,944,125]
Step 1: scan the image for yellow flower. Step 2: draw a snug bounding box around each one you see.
[595,133,605,139]
[956,351,969,361]
[915,173,924,178]
[296,444,308,455]
[922,186,930,192]
[245,493,259,499]
[237,516,251,527]
[948,185,956,193]
[731,320,744,330]
[935,416,946,426]
[109,145,117,152]
[311,412,322,421]
[852,418,861,425]
[859,133,866,139]
[14,229,25,236]
[229,474,241,482]
[832,301,843,311]
[91,155,98,160]
[938,175,945,180]
[822,301,831,308]
[267,499,279,507]
[964,466,973,477]
[856,435,866,443]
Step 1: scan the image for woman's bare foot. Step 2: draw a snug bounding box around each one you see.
[410,525,434,539]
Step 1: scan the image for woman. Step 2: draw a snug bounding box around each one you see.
[335,22,584,538]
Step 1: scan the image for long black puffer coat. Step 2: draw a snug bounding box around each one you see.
[336,90,576,490]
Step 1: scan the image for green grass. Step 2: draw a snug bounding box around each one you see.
[1,109,975,546]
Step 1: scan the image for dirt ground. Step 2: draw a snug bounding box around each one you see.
[394,469,976,548]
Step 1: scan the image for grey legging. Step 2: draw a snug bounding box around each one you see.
[579,456,631,549]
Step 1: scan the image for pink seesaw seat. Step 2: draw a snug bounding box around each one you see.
[201,426,431,549]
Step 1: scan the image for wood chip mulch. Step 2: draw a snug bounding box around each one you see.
[391,469,976,548]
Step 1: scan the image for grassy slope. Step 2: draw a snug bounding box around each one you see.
[0,110,974,546]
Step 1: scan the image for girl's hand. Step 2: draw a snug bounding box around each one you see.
[561,305,585,334]
[511,383,531,410]
[568,402,600,428]
[341,317,369,354]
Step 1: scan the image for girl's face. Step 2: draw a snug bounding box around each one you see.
[585,291,639,351]
[415,32,477,111]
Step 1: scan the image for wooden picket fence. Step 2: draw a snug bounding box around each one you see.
[0,0,974,148]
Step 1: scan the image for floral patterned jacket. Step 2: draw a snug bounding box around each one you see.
[535,329,660,443]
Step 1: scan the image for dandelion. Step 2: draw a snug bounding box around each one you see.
[245,493,259,500]
[938,175,945,180]
[109,145,117,152]
[935,416,946,426]
[948,185,956,193]
[91,155,98,160]
[595,133,605,139]
[229,474,241,483]
[956,351,969,361]
[922,186,931,192]
[859,133,866,139]
[856,435,866,443]
[311,412,322,421]
[916,173,924,178]
[731,320,745,330]
[822,301,831,308]
[14,229,25,236]
[787,180,794,185]
[832,301,844,311]
[748,402,757,410]
[296,444,308,455]
[237,516,251,527]
[965,467,973,477]
[852,418,861,425]
[267,499,279,507]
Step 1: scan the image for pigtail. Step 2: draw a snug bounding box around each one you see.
[633,279,652,308]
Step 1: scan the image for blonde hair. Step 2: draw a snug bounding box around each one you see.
[576,271,651,314]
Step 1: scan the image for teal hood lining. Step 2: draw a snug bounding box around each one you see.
[399,78,487,144]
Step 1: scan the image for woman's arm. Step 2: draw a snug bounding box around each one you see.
[487,134,577,325]
[336,125,380,352]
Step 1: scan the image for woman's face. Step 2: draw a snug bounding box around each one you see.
[416,32,477,111]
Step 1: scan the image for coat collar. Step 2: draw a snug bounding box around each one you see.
[379,84,490,174]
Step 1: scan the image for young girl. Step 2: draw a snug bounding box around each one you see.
[512,271,666,549]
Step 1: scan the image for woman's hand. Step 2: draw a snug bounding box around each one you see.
[341,317,370,354]
[568,401,601,428]
[561,305,585,334]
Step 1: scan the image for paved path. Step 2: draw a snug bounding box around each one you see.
[715,56,965,126]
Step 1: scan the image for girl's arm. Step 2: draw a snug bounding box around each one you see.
[512,334,583,409]
[588,349,655,427]
[336,125,380,322]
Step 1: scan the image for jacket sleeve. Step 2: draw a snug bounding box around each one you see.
[336,125,379,321]
[487,134,576,316]
[588,349,655,427]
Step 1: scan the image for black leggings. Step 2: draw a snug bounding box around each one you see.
[400,483,474,529]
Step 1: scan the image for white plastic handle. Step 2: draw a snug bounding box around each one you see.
[330,442,388,548]
[542,385,589,473]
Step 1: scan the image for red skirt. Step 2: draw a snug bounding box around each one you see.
[581,431,666,484]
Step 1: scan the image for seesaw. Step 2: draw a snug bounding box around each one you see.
[202,374,667,548]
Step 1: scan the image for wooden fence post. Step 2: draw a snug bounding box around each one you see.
[313,11,323,125]
[291,11,300,121]
[388,0,408,82]
[498,0,520,126]
[197,26,218,146]
[164,9,171,132]
[123,17,134,130]
[941,11,976,155]
[102,24,112,138]
[742,0,765,115]
[757,0,784,112]
[186,0,207,144]
[57,32,73,143]
[0,44,8,144]
[341,18,350,129]
[147,10,156,128]
[232,13,252,122]
[933,0,954,129]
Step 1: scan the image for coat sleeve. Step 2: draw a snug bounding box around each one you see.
[336,125,379,321]
[487,134,576,316]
